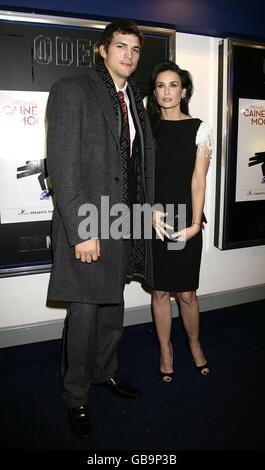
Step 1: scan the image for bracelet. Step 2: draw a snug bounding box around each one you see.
[192,222,201,226]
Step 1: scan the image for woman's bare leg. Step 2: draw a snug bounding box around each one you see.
[152,290,173,379]
[176,291,209,375]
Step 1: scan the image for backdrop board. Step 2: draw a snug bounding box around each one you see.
[215,38,265,250]
[0,10,175,277]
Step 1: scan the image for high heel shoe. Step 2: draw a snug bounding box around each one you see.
[187,340,210,376]
[195,361,210,376]
[160,343,174,383]
[160,371,174,383]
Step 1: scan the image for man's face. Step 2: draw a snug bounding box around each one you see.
[99,32,141,85]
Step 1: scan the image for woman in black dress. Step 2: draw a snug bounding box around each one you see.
[147,62,212,382]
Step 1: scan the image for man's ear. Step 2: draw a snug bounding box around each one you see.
[99,44,107,59]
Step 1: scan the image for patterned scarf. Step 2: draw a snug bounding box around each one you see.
[96,60,147,279]
[96,60,145,203]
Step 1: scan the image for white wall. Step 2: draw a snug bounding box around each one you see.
[175,33,265,295]
[0,33,265,329]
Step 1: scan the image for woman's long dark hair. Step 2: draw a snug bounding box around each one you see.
[147,61,194,136]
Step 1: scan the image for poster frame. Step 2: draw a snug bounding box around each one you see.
[214,38,265,250]
[0,9,176,277]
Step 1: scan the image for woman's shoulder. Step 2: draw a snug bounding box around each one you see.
[196,120,212,130]
[195,120,213,152]
[194,120,213,137]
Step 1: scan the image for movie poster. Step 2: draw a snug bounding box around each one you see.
[235,98,265,202]
[0,90,53,223]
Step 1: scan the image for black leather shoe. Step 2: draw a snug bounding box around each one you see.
[104,376,140,398]
[69,405,91,439]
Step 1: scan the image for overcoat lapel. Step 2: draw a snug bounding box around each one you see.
[87,71,120,147]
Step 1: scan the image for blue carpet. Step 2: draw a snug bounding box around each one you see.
[0,299,264,452]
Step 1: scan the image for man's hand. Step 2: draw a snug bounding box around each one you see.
[75,239,100,263]
[152,210,173,241]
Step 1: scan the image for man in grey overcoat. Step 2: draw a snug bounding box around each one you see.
[46,19,155,438]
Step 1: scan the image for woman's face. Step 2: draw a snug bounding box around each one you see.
[154,70,185,110]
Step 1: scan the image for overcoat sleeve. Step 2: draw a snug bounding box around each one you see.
[46,79,92,247]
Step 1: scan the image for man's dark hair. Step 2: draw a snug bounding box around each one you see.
[99,19,144,51]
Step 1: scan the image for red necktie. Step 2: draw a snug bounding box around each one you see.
[117,90,131,156]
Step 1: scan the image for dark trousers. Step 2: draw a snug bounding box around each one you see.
[61,240,131,408]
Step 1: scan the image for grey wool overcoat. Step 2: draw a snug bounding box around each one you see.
[46,70,155,304]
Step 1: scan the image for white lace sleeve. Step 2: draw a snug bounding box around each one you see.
[195,121,213,157]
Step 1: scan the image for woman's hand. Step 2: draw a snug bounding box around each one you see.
[152,210,173,241]
[171,223,201,242]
